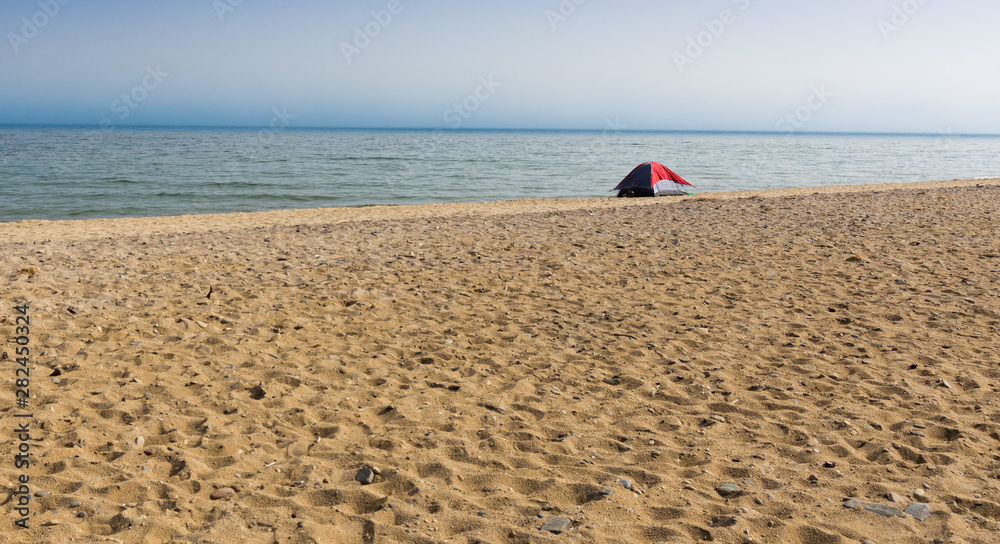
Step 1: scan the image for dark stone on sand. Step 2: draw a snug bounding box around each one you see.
[863,504,905,518]
[711,516,738,527]
[541,516,572,534]
[844,499,860,509]
[249,385,267,400]
[904,502,932,521]
[356,467,375,485]
[716,484,740,497]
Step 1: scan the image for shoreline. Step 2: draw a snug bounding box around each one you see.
[3,177,998,243]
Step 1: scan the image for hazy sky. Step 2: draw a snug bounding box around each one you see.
[2,0,999,133]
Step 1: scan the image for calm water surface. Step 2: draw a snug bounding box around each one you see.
[1,127,998,221]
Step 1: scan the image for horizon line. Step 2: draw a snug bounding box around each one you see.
[1,123,998,138]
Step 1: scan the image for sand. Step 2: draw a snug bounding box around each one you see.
[2,178,999,544]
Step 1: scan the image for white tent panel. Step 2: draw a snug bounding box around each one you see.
[652,180,691,196]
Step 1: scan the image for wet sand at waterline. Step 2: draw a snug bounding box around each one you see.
[2,178,999,544]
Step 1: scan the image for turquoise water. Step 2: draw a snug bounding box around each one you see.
[2,127,999,221]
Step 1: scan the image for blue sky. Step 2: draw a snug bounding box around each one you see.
[2,0,999,133]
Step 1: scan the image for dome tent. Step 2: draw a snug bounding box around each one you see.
[614,162,693,197]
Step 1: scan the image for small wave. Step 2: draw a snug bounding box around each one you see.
[326,156,407,162]
[200,180,273,188]
[153,191,194,198]
[350,203,399,208]
[973,176,999,180]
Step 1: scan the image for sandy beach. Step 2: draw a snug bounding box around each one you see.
[3,178,1000,544]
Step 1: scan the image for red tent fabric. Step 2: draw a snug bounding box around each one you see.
[614,162,692,197]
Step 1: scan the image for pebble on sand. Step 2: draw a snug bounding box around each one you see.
[863,504,906,518]
[904,502,932,522]
[711,516,738,527]
[210,487,236,500]
[541,516,572,534]
[249,384,267,400]
[715,484,741,497]
[356,467,375,485]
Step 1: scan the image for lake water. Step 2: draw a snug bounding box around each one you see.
[2,127,999,221]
